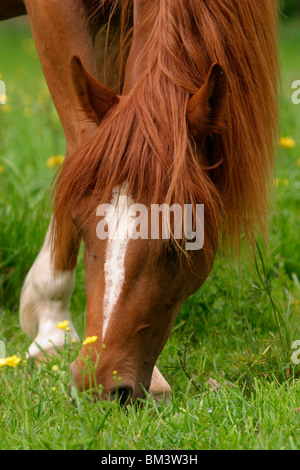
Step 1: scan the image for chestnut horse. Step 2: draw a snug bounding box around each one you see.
[2,0,279,403]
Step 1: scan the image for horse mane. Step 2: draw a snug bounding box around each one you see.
[53,0,279,270]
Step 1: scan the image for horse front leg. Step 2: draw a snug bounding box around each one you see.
[19,0,99,358]
[23,0,99,150]
[20,222,80,358]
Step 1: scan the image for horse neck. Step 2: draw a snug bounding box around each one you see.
[122,0,153,94]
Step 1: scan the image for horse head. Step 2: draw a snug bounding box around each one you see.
[52,56,227,402]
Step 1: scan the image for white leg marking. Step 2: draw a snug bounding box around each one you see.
[102,187,134,340]
[19,222,80,357]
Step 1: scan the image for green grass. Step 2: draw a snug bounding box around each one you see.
[0,16,300,450]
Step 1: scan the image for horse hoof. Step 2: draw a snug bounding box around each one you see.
[148,366,172,404]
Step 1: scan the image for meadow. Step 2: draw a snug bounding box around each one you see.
[0,14,299,450]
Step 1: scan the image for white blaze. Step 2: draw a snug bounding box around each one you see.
[102,187,134,340]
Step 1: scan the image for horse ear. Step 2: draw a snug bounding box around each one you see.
[70,55,119,125]
[187,63,227,139]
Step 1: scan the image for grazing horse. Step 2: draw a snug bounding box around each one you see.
[1,0,279,403]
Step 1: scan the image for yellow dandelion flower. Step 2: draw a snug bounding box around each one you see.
[82,336,98,346]
[51,387,57,392]
[71,339,76,344]
[10,356,21,367]
[46,155,65,168]
[273,177,280,187]
[280,137,296,149]
[2,104,10,113]
[56,320,69,330]
[52,365,59,372]
[0,355,21,368]
[65,327,70,332]
[0,165,3,174]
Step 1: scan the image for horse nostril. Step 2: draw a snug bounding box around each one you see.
[109,386,133,405]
